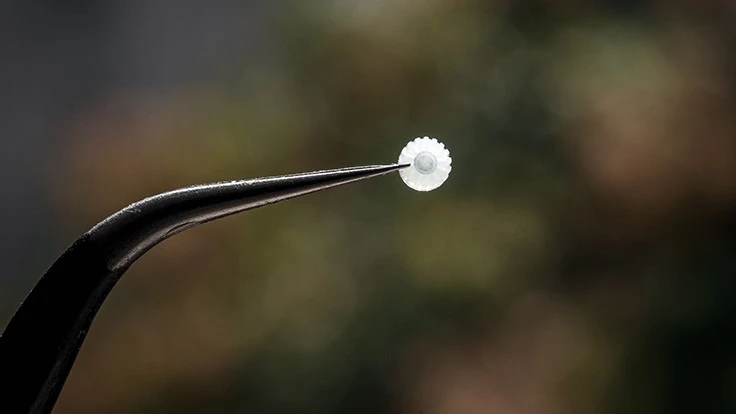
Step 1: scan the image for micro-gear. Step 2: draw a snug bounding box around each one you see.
[398,137,452,191]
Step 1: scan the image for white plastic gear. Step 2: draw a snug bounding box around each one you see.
[398,137,452,191]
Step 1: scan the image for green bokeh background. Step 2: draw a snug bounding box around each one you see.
[3,1,736,413]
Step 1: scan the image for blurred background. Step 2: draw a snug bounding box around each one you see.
[2,0,736,413]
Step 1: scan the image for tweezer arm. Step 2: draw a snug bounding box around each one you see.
[0,164,406,414]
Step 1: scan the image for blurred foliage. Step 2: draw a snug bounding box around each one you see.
[3,0,736,413]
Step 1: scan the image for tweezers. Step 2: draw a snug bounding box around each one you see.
[0,163,408,414]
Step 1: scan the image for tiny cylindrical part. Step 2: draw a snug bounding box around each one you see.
[414,151,438,175]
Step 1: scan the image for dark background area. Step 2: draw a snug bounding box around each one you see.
[2,1,736,413]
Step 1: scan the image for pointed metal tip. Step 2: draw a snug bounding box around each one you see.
[268,163,408,189]
[357,162,412,174]
[325,163,410,174]
[272,163,409,184]
[234,162,410,209]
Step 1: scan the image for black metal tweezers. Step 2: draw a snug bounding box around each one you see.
[0,163,407,414]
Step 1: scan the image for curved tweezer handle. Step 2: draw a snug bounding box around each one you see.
[0,163,407,414]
